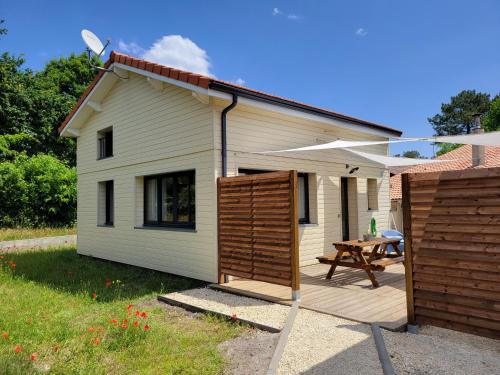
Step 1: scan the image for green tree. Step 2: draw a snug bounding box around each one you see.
[484,95,500,132]
[0,46,100,165]
[428,90,491,135]
[428,90,491,155]
[402,150,425,159]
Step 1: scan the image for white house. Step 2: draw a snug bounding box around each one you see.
[59,51,402,283]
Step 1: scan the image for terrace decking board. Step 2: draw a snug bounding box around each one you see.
[211,263,407,331]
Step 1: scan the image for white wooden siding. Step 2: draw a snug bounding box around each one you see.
[212,102,392,266]
[77,73,218,282]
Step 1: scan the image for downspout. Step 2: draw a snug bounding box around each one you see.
[221,94,238,177]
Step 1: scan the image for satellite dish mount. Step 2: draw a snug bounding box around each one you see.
[81,29,127,79]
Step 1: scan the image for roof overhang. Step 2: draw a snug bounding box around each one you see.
[59,53,402,139]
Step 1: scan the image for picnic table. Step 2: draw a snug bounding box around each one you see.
[317,238,403,288]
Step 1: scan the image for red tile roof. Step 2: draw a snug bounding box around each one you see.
[390,145,500,199]
[59,51,402,136]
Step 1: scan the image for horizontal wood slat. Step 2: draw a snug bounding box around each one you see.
[217,171,298,290]
[403,167,500,339]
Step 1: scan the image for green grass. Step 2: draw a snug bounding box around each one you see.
[0,246,246,374]
[0,228,76,242]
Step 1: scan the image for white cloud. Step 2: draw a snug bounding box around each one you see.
[287,14,301,21]
[272,7,302,21]
[118,35,213,76]
[118,40,144,54]
[355,28,368,37]
[231,77,246,86]
[142,35,212,76]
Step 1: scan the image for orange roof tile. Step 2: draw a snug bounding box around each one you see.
[59,51,402,136]
[390,145,500,200]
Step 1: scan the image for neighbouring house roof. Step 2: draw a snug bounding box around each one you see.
[390,145,500,200]
[58,51,402,136]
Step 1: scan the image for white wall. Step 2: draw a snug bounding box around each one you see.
[76,73,218,282]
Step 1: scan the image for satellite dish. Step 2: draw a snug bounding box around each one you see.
[80,28,127,79]
[81,29,106,57]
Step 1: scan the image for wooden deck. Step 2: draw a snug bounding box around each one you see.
[211,263,407,331]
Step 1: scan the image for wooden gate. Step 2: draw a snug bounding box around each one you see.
[217,170,300,298]
[403,168,500,339]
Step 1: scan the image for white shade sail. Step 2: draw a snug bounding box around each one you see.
[259,139,413,153]
[427,131,500,146]
[343,149,454,167]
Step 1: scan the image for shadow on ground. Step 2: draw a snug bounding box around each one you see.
[2,246,204,302]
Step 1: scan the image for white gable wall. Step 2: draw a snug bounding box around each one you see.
[76,72,218,281]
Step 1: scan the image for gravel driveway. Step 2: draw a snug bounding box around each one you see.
[383,325,500,374]
[277,309,383,375]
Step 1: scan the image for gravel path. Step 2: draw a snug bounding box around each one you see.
[160,288,290,330]
[383,325,500,374]
[277,309,383,375]
[0,235,76,251]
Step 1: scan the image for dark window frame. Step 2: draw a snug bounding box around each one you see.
[237,168,310,224]
[105,180,114,226]
[297,173,310,224]
[97,127,113,160]
[143,170,196,229]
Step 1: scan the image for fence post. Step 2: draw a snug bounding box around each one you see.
[402,173,416,325]
[290,170,301,301]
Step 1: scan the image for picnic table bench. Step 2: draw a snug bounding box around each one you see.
[317,238,403,288]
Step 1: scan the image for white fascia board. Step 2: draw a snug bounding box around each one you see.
[60,71,110,137]
[107,63,399,139]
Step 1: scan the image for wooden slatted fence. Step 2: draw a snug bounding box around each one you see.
[403,168,500,339]
[217,170,300,296]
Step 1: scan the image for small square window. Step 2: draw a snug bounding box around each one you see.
[98,180,114,226]
[367,178,379,211]
[97,127,113,159]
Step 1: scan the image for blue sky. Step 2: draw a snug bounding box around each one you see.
[2,1,499,156]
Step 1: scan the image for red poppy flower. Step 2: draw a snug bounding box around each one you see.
[121,324,128,330]
[88,327,95,333]
[91,293,97,300]
[105,279,112,287]
[122,319,128,324]
[231,313,237,321]
[133,321,139,328]
[1,332,8,340]
[110,319,117,324]
[93,338,101,345]
[140,312,148,318]
[127,304,133,310]
[135,310,140,316]
[144,325,150,331]
[31,353,38,361]
[14,344,22,353]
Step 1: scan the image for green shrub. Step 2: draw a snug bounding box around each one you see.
[0,154,76,228]
[0,161,28,226]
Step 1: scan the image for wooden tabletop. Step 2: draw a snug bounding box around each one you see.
[332,237,400,248]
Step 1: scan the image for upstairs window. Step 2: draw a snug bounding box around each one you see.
[144,170,195,228]
[367,178,379,210]
[97,127,113,159]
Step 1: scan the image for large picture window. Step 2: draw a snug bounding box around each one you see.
[144,170,195,228]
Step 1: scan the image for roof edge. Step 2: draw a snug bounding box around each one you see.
[59,51,402,137]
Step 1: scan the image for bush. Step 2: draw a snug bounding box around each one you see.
[0,154,76,228]
[0,162,27,226]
